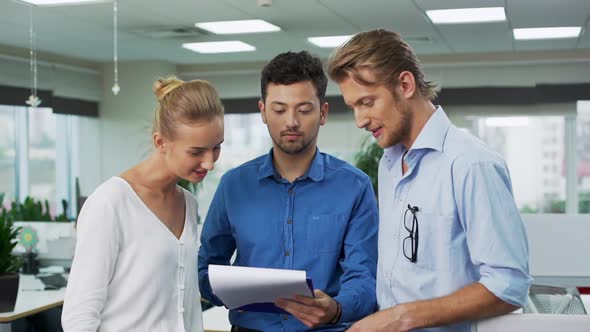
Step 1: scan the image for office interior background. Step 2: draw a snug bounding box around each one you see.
[1,0,590,219]
[0,0,589,329]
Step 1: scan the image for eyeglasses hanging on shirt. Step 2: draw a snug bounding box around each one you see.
[403,204,419,263]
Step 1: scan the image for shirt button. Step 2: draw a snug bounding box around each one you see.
[285,250,290,256]
[287,219,292,224]
[179,285,185,290]
[179,308,185,313]
[282,315,289,320]
[288,189,293,194]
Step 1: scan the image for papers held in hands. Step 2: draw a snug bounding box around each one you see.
[208,265,314,313]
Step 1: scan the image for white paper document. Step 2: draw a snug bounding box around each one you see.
[208,265,314,309]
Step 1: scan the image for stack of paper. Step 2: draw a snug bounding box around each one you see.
[208,265,314,312]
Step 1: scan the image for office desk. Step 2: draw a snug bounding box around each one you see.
[0,274,65,332]
[0,274,232,332]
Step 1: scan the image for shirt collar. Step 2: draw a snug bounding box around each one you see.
[382,106,451,170]
[257,148,325,182]
[409,106,450,152]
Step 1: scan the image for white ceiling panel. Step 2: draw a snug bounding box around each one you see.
[577,22,590,48]
[437,22,513,53]
[319,0,435,36]
[414,0,505,11]
[515,39,580,51]
[0,0,587,65]
[507,0,590,28]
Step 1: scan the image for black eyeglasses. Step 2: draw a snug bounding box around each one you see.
[403,204,419,263]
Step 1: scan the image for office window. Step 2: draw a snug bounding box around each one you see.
[28,107,57,215]
[578,101,590,213]
[0,106,16,205]
[196,113,271,220]
[0,104,78,218]
[194,112,366,219]
[472,116,566,213]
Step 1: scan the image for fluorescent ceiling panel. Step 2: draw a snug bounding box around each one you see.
[17,0,110,6]
[195,19,280,34]
[426,7,506,24]
[307,35,353,48]
[182,41,256,54]
[513,27,582,40]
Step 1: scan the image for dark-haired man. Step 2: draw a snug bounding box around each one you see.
[199,51,379,332]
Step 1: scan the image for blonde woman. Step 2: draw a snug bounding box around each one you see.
[62,77,224,332]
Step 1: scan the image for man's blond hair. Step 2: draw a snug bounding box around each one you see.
[328,29,437,100]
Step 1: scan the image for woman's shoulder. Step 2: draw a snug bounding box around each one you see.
[83,177,132,209]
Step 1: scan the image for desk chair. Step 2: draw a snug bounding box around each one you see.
[525,284,587,315]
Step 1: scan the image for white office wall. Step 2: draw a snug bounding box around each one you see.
[523,214,590,285]
[426,61,590,89]
[77,115,102,196]
[318,112,369,163]
[77,61,178,195]
[2,54,590,195]
[0,55,101,101]
[182,61,590,99]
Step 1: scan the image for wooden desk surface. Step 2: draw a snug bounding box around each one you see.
[0,274,65,323]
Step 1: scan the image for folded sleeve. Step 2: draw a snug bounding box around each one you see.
[455,161,533,307]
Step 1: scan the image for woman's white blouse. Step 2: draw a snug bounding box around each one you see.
[62,177,203,332]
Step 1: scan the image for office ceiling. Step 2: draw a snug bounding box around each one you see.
[0,0,588,65]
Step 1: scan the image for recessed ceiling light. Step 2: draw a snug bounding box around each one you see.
[195,19,280,34]
[426,7,506,24]
[17,0,110,6]
[182,41,256,54]
[513,27,582,40]
[307,35,353,48]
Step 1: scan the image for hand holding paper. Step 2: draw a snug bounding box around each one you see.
[275,289,340,328]
[208,264,314,312]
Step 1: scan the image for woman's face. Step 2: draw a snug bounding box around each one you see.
[158,116,224,183]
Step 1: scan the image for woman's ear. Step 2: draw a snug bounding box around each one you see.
[153,132,167,153]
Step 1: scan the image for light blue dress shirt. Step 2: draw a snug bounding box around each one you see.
[377,107,532,332]
[199,149,378,331]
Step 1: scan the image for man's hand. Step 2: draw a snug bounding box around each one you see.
[347,305,413,332]
[275,289,339,328]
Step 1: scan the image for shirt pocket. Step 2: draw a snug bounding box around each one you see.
[403,210,453,271]
[306,214,346,253]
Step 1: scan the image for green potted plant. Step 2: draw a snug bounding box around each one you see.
[0,206,23,313]
[6,196,69,222]
[355,136,383,198]
[0,194,75,265]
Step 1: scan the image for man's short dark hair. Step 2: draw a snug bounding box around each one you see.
[260,51,328,104]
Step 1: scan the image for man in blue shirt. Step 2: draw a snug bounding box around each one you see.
[198,51,379,331]
[327,29,532,332]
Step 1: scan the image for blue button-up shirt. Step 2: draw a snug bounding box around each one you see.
[377,107,532,332]
[199,149,379,332]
